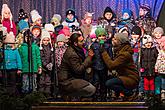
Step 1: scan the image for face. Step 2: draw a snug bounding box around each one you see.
[131,34,140,41]
[24,18,29,22]
[32,29,41,38]
[67,14,74,20]
[122,13,130,19]
[98,35,106,41]
[105,12,113,20]
[144,42,152,48]
[57,41,65,47]
[42,37,50,45]
[112,36,121,46]
[77,36,84,49]
[85,18,92,24]
[3,10,10,19]
[154,32,162,39]
[35,18,42,26]
[53,20,60,26]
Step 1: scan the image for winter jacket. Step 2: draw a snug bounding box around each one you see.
[101,43,140,89]
[155,50,165,74]
[140,47,158,76]
[19,43,42,73]
[0,47,22,70]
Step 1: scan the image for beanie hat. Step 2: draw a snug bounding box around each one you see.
[131,26,142,36]
[4,32,15,43]
[18,19,29,32]
[44,24,54,32]
[118,26,128,33]
[122,9,132,19]
[140,4,150,12]
[95,27,107,37]
[90,26,97,39]
[18,9,28,21]
[104,7,113,15]
[66,9,75,17]
[40,29,53,51]
[30,10,42,23]
[84,12,93,19]
[142,34,153,45]
[59,26,70,37]
[31,25,41,32]
[114,33,129,44]
[1,4,13,28]
[153,27,164,35]
[56,34,66,42]
[51,14,61,24]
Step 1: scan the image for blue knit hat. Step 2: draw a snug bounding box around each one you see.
[122,9,132,20]
[18,19,29,32]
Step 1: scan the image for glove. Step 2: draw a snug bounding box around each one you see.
[46,63,53,71]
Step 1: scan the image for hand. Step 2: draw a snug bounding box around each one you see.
[38,67,42,74]
[46,63,53,71]
[17,70,22,75]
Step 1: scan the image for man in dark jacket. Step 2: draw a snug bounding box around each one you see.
[101,33,140,101]
[58,33,96,98]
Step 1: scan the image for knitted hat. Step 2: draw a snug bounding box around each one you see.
[142,34,153,45]
[59,26,70,37]
[1,4,13,28]
[103,7,113,15]
[4,32,15,43]
[40,29,53,51]
[31,25,41,32]
[30,10,42,23]
[56,34,66,42]
[66,9,75,16]
[114,33,129,44]
[18,9,28,21]
[153,27,164,35]
[140,4,150,12]
[51,14,61,24]
[95,27,107,37]
[18,19,29,32]
[84,12,93,19]
[118,26,128,33]
[131,26,142,36]
[44,24,54,32]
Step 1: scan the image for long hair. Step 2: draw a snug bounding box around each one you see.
[68,33,81,46]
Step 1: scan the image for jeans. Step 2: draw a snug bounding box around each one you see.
[106,77,133,96]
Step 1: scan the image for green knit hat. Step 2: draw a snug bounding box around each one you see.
[95,27,107,37]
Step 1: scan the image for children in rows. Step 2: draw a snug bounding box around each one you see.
[62,9,79,32]
[140,35,158,100]
[19,30,42,93]
[0,32,22,94]
[135,4,156,35]
[39,29,54,96]
[1,4,17,36]
[91,27,112,101]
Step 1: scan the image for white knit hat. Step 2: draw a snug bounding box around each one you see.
[30,10,42,23]
[4,32,15,43]
[142,34,153,45]
[51,14,61,23]
[40,29,53,51]
[1,4,13,28]
[44,24,54,32]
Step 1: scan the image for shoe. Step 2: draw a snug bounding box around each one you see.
[124,92,138,101]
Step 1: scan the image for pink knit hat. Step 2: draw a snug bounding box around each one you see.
[59,26,70,37]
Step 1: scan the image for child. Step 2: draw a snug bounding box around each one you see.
[0,32,22,94]
[44,24,56,44]
[58,26,71,43]
[55,34,67,71]
[1,4,17,36]
[135,4,156,35]
[80,12,93,40]
[30,10,42,27]
[19,30,42,93]
[51,14,61,27]
[62,9,79,32]
[39,29,54,96]
[31,25,42,45]
[91,27,112,101]
[140,34,158,101]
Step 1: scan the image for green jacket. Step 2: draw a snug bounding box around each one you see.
[19,43,42,73]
